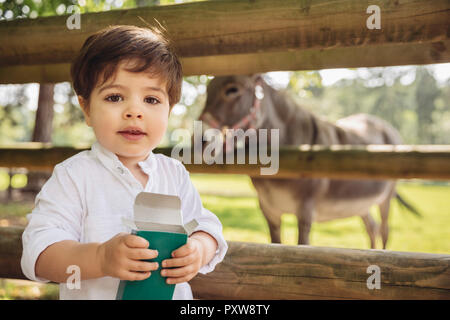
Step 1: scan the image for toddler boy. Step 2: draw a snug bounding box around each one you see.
[21,25,227,300]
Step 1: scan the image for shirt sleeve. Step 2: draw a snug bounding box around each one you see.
[21,163,84,282]
[175,161,228,275]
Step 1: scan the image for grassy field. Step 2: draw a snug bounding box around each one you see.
[190,174,450,253]
[0,173,449,299]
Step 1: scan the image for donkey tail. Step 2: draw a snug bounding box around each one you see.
[395,192,422,218]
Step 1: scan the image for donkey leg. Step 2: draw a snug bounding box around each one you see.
[361,213,379,249]
[258,198,282,243]
[296,200,315,245]
[379,185,395,249]
[268,218,282,244]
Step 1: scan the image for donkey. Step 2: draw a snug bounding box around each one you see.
[198,74,413,249]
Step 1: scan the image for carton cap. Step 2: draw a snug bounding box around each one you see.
[122,192,198,235]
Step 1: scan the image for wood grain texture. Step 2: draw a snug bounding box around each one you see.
[2,40,449,84]
[0,0,448,82]
[189,242,450,300]
[1,144,449,180]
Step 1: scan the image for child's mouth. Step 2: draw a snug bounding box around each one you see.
[117,129,147,141]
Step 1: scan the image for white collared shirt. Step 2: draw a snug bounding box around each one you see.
[21,141,228,300]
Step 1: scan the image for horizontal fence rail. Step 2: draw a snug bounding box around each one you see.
[1,144,450,180]
[0,0,449,83]
[1,227,449,299]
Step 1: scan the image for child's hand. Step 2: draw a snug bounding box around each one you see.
[97,232,159,281]
[160,237,205,284]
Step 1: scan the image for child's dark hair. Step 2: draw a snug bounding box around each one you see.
[70,25,183,110]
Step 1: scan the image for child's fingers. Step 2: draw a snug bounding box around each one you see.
[128,260,159,273]
[121,270,152,281]
[124,234,149,248]
[165,272,196,284]
[161,265,195,279]
[162,254,196,269]
[127,248,158,261]
[171,240,197,258]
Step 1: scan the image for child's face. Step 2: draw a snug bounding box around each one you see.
[79,59,170,164]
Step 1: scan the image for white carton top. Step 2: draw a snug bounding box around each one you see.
[122,192,198,235]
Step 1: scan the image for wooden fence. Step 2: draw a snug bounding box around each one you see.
[1,227,449,299]
[1,144,450,180]
[1,0,449,300]
[1,0,449,83]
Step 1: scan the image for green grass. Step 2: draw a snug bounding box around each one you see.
[191,174,450,254]
[0,279,58,300]
[1,173,448,253]
[0,173,449,299]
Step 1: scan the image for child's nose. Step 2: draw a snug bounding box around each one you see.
[124,112,143,119]
[123,106,143,120]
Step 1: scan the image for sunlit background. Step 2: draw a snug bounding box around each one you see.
[0,0,449,299]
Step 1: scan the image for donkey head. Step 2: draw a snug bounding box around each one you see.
[199,74,268,133]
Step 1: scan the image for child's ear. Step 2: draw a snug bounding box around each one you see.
[77,96,92,127]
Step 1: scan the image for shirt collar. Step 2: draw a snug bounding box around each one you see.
[91,141,158,176]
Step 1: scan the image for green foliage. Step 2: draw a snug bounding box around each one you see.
[162,75,211,146]
[0,279,59,300]
[288,70,324,98]
[0,170,30,190]
[0,171,9,190]
[0,0,81,19]
[0,0,205,20]
[0,85,34,143]
[289,66,449,144]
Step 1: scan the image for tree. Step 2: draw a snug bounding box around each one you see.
[414,67,440,144]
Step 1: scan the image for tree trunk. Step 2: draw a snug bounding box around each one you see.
[32,83,54,143]
[22,83,55,199]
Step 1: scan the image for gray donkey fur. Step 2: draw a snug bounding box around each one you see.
[199,74,405,249]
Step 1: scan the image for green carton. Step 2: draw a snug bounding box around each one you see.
[116,192,198,300]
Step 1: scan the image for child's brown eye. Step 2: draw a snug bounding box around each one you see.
[105,94,122,102]
[146,97,160,105]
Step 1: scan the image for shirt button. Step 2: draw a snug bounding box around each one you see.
[117,167,125,174]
